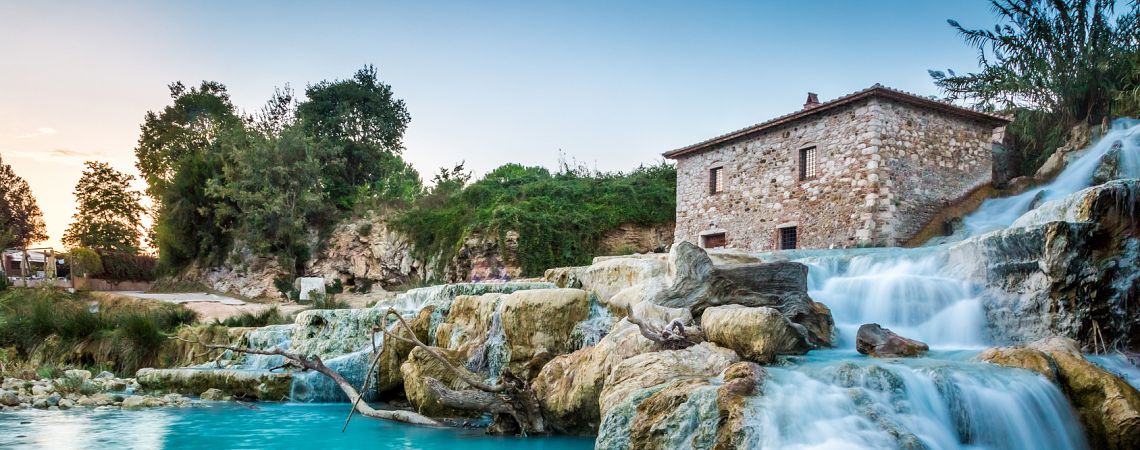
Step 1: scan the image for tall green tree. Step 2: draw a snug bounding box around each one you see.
[62,161,145,253]
[135,81,241,199]
[931,0,1139,123]
[297,65,412,208]
[135,81,240,269]
[210,125,332,275]
[0,156,48,250]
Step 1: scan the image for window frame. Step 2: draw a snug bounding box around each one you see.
[798,146,818,181]
[708,166,724,195]
[702,232,727,249]
[778,226,798,250]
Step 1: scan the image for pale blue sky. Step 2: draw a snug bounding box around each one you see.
[0,0,997,246]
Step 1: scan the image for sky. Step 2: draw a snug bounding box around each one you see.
[0,0,998,248]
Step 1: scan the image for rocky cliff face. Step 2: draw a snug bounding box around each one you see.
[186,214,673,299]
[949,180,1140,350]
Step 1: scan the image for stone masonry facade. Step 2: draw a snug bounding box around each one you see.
[666,85,1009,251]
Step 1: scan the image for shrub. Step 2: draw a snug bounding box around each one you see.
[0,289,200,375]
[394,162,676,276]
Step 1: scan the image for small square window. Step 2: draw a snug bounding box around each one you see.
[709,167,724,194]
[779,227,798,250]
[799,147,817,180]
[702,233,726,249]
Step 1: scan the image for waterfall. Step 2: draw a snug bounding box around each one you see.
[740,354,1088,450]
[800,247,987,348]
[467,297,511,380]
[238,324,293,370]
[962,119,1140,236]
[571,295,616,349]
[290,345,377,403]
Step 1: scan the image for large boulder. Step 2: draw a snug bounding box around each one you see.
[650,241,834,348]
[596,360,764,450]
[399,346,481,418]
[376,305,435,396]
[950,180,1140,350]
[980,337,1140,450]
[500,288,591,380]
[532,319,658,434]
[599,342,739,418]
[855,323,929,358]
[701,305,810,363]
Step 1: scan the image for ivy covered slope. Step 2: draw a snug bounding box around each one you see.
[394,162,676,276]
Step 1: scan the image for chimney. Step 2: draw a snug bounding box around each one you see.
[803,92,820,110]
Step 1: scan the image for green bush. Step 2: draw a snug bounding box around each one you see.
[93,252,157,282]
[394,162,676,276]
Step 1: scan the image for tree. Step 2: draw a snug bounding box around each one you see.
[297,65,412,208]
[209,126,332,275]
[62,161,145,253]
[0,156,48,250]
[135,82,240,270]
[135,81,241,199]
[931,0,1139,123]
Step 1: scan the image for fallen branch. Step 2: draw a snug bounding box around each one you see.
[625,304,700,350]
[380,308,547,435]
[174,336,441,427]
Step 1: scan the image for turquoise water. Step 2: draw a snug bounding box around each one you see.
[0,403,596,450]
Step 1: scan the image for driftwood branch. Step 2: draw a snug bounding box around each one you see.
[625,304,701,350]
[380,307,547,435]
[174,337,441,427]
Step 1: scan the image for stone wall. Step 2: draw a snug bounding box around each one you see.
[673,97,997,250]
[875,100,995,244]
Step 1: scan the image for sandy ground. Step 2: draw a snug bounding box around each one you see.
[100,291,310,323]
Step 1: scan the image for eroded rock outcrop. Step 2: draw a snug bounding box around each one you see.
[855,323,929,358]
[377,306,436,396]
[599,342,739,418]
[596,360,765,450]
[135,368,291,401]
[500,288,591,380]
[650,242,834,348]
[399,346,482,418]
[532,319,657,434]
[701,305,810,363]
[980,337,1140,450]
[950,180,1140,350]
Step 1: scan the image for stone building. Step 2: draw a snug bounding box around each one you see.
[664,84,1009,251]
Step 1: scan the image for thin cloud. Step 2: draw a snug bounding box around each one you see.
[15,127,59,139]
[1,148,105,164]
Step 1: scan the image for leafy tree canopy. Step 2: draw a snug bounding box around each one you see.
[297,65,412,208]
[931,0,1139,123]
[0,156,47,249]
[62,161,145,253]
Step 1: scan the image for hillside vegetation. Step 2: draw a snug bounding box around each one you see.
[395,162,675,276]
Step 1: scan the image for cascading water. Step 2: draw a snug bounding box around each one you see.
[741,354,1087,450]
[962,118,1140,236]
[466,297,510,380]
[599,119,1140,449]
[571,296,617,349]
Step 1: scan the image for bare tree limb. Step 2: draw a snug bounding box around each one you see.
[379,307,547,436]
[380,308,506,393]
[625,304,700,350]
[173,336,441,427]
